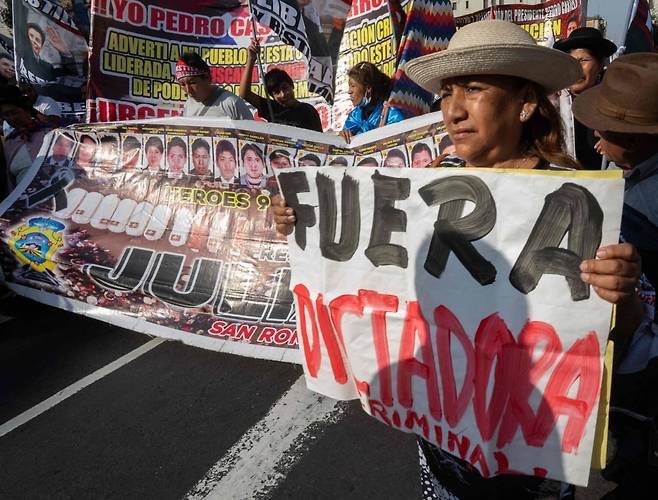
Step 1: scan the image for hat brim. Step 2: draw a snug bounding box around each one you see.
[404,44,583,95]
[572,85,658,134]
[553,37,617,57]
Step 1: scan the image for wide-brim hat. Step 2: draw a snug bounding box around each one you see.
[404,20,582,95]
[572,53,658,134]
[553,27,617,58]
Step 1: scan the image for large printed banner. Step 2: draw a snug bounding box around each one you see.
[0,113,452,361]
[277,165,624,485]
[87,0,332,127]
[456,0,584,44]
[333,0,397,129]
[13,0,89,120]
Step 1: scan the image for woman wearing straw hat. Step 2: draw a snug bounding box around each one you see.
[273,20,644,499]
[553,27,618,169]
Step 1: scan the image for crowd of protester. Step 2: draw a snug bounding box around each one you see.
[0,12,657,500]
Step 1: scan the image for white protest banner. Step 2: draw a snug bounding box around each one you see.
[277,165,624,486]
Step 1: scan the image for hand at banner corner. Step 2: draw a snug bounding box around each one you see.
[580,243,642,305]
[340,129,352,144]
[272,194,295,236]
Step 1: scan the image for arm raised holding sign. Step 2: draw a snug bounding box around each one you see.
[275,19,644,498]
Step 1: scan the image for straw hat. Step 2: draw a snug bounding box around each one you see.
[404,20,582,95]
[572,53,658,134]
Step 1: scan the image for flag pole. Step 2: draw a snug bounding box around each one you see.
[249,14,276,121]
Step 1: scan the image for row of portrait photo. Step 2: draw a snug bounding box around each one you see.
[43,130,458,187]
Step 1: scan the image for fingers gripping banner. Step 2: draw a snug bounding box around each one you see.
[276,164,624,486]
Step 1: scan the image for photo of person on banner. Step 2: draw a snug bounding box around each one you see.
[96,135,119,172]
[73,134,97,170]
[167,136,188,180]
[408,140,435,168]
[274,20,645,499]
[120,136,141,171]
[297,153,323,166]
[268,148,294,170]
[45,132,75,169]
[0,53,16,83]
[214,138,239,184]
[239,142,268,188]
[189,138,213,178]
[143,136,165,173]
[356,155,380,167]
[382,148,407,167]
[327,155,351,166]
[21,22,78,84]
[240,40,323,132]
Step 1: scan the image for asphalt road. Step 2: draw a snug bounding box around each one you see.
[0,296,615,499]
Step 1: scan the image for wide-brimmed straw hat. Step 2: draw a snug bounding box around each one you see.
[404,20,582,95]
[553,27,617,58]
[572,53,658,134]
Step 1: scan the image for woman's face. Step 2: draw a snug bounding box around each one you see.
[243,149,264,179]
[77,138,96,164]
[217,150,236,179]
[348,77,366,107]
[440,75,529,167]
[568,48,602,95]
[28,28,43,56]
[146,145,162,169]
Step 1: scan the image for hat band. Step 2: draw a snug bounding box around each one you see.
[598,97,658,126]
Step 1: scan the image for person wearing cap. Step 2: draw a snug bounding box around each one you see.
[273,20,644,499]
[573,53,658,498]
[176,52,253,120]
[553,27,618,169]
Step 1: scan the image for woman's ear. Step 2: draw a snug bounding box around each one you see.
[520,84,539,123]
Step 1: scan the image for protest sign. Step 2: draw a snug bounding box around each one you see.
[13,0,88,120]
[277,165,624,485]
[87,0,333,128]
[249,0,351,104]
[456,0,584,45]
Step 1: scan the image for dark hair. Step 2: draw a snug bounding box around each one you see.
[357,156,378,166]
[439,134,453,152]
[522,81,580,169]
[384,148,406,165]
[299,153,321,165]
[179,52,210,75]
[411,142,433,159]
[27,23,45,45]
[269,149,291,161]
[191,138,210,154]
[329,156,348,166]
[216,139,236,159]
[566,16,579,27]
[79,134,96,144]
[348,62,393,119]
[122,136,141,151]
[167,136,187,155]
[264,69,294,95]
[0,53,11,62]
[241,143,263,162]
[100,135,118,147]
[145,136,163,152]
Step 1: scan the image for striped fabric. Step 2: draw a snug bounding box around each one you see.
[386,0,456,119]
[625,0,656,54]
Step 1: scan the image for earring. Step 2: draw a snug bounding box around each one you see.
[520,111,529,121]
